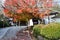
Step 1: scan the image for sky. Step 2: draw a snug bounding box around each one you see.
[54,0,60,5]
[0,0,5,5]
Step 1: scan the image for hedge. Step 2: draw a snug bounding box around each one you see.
[33,23,60,40]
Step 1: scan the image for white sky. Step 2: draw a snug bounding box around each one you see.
[0,0,5,4]
[54,0,60,5]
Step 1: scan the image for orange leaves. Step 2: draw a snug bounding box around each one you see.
[5,13,11,17]
[44,3,52,8]
[47,3,52,8]
[4,9,11,17]
[4,0,12,6]
[33,8,38,12]
[13,16,17,22]
[4,0,53,22]
[16,9,22,13]
[25,0,30,4]
[4,9,9,13]
[13,15,21,22]
[26,8,31,11]
[26,8,32,12]
[43,0,52,8]
[31,0,36,6]
[39,13,44,19]
[13,0,17,2]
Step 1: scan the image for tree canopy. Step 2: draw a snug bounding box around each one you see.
[3,0,53,22]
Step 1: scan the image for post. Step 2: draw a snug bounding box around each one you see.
[3,21,4,27]
[19,21,20,27]
[38,20,40,24]
[16,21,17,27]
[1,19,4,27]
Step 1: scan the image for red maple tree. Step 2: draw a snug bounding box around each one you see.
[4,0,52,22]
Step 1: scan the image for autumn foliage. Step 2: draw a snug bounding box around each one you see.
[4,0,52,22]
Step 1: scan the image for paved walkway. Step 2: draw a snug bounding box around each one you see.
[0,26,28,40]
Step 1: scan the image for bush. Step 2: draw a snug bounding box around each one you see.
[41,23,60,40]
[33,23,60,40]
[33,24,43,37]
[0,21,10,28]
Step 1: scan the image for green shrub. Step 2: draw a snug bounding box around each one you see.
[33,23,60,40]
[0,21,10,28]
[41,23,60,40]
[33,24,43,37]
